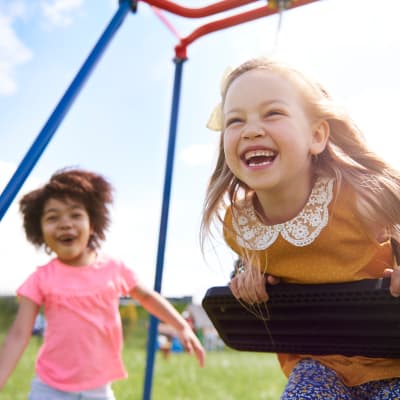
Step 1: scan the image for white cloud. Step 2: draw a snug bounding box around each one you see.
[0,1,27,19]
[179,143,218,167]
[0,0,86,96]
[0,12,32,95]
[40,0,84,28]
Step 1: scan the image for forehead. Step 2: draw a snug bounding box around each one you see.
[43,197,85,212]
[223,69,301,110]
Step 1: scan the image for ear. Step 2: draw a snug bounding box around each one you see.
[310,119,329,155]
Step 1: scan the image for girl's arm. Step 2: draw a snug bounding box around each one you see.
[0,297,39,390]
[130,283,205,367]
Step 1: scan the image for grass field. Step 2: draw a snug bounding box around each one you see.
[0,334,287,399]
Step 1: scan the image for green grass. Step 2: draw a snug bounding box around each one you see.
[1,334,287,399]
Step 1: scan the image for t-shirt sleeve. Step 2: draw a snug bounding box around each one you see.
[16,269,43,305]
[118,261,139,296]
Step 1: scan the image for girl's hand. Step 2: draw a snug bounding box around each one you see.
[229,267,279,304]
[130,284,206,367]
[384,267,400,297]
[176,325,206,368]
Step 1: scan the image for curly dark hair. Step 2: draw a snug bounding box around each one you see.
[19,168,113,249]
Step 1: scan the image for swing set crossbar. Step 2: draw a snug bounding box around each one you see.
[202,278,400,358]
[140,0,321,58]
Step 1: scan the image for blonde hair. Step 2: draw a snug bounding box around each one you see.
[201,57,400,250]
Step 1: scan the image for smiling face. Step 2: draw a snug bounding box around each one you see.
[222,68,328,202]
[41,197,95,266]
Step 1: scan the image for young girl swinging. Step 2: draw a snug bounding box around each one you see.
[201,57,400,399]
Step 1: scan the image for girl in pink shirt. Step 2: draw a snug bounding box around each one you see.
[0,168,205,399]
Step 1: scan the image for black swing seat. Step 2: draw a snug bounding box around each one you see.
[202,278,400,358]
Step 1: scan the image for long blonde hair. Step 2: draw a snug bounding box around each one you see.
[201,57,400,250]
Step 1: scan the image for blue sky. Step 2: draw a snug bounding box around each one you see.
[1,0,400,301]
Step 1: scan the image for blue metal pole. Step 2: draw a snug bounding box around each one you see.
[142,57,186,400]
[0,0,133,221]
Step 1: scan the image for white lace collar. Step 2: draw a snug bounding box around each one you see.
[232,177,334,250]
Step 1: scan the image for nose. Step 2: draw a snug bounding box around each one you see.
[59,215,72,228]
[241,124,265,139]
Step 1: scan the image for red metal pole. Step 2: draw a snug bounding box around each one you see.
[174,0,320,58]
[140,0,261,18]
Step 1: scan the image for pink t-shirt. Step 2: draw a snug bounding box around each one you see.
[17,253,139,391]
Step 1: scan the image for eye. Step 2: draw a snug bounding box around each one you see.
[44,215,57,223]
[225,117,244,128]
[265,110,284,118]
[71,212,84,219]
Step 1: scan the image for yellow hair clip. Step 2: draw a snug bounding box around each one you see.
[206,67,233,132]
[206,103,223,131]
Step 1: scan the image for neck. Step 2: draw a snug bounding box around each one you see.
[254,176,315,225]
[58,249,97,267]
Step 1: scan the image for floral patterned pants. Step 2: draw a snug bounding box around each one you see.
[281,359,400,400]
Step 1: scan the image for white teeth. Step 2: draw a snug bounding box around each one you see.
[244,150,275,161]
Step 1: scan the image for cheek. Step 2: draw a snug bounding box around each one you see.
[80,219,91,230]
[40,221,49,235]
[223,136,235,168]
[223,132,236,157]
[83,218,94,234]
[40,226,52,243]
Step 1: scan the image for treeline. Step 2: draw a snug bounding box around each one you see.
[0,296,191,347]
[0,296,19,330]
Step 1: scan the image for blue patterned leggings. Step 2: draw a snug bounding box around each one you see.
[281,359,400,400]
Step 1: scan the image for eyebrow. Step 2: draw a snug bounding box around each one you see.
[225,99,289,114]
[43,204,84,215]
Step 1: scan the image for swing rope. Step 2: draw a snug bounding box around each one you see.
[151,6,182,39]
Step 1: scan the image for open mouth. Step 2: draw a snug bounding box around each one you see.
[243,150,277,167]
[58,235,75,244]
